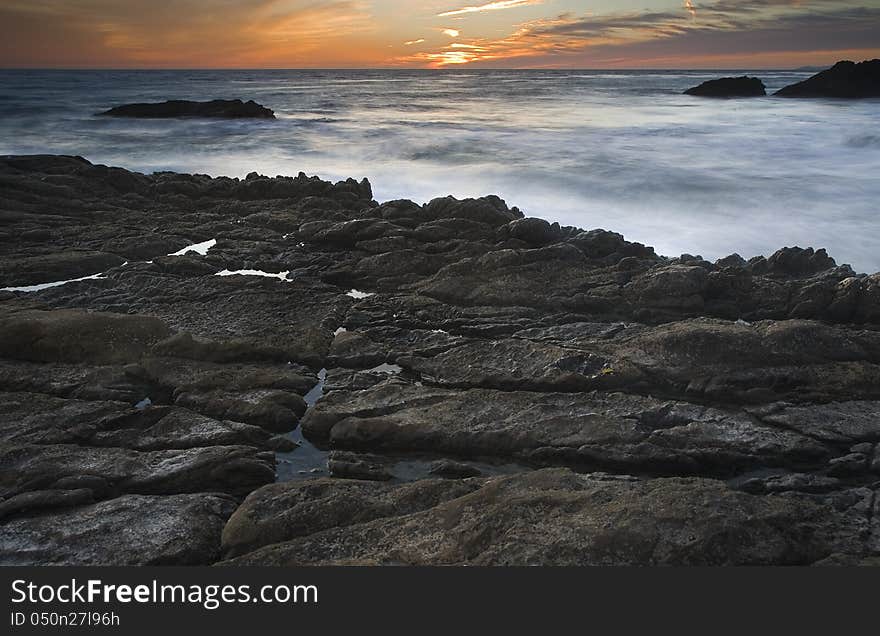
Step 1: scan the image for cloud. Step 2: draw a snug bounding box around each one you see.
[437,0,543,18]
[0,0,381,67]
[398,0,880,68]
[3,0,878,69]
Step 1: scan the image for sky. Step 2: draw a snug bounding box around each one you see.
[1,0,879,69]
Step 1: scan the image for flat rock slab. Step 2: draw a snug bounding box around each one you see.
[32,273,348,367]
[221,469,874,566]
[0,308,172,365]
[222,478,481,558]
[302,379,838,476]
[377,318,880,404]
[0,443,275,499]
[0,391,287,451]
[0,250,124,287]
[0,494,237,566]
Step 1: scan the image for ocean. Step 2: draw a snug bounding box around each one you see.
[1,69,878,272]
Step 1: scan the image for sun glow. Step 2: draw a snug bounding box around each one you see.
[2,1,878,69]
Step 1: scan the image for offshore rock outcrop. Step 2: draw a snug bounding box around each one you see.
[99,99,276,119]
[0,155,878,566]
[776,60,880,98]
[684,76,766,98]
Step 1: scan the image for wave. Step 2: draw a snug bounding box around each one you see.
[0,69,878,272]
[846,134,880,148]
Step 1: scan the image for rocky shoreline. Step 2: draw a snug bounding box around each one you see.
[0,155,878,566]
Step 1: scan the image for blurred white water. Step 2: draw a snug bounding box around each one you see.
[1,69,878,272]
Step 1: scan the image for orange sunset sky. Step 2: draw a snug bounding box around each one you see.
[1,1,879,69]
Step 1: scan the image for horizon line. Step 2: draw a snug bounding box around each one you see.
[0,65,836,72]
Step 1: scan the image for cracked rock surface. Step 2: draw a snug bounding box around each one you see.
[1,155,878,566]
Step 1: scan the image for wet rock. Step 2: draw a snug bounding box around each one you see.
[776,60,880,98]
[0,494,236,565]
[38,274,347,366]
[685,76,766,97]
[99,99,276,119]
[328,451,395,481]
[150,255,219,277]
[569,229,656,262]
[854,274,880,323]
[399,337,623,392]
[419,244,605,312]
[131,356,312,432]
[394,318,880,404]
[221,477,481,558]
[505,218,562,246]
[716,253,747,269]
[2,154,880,566]
[303,379,829,475]
[0,308,172,364]
[423,195,523,227]
[152,332,288,365]
[0,250,124,287]
[750,401,880,444]
[328,326,468,369]
[305,218,403,247]
[222,469,869,566]
[137,356,315,395]
[751,247,838,277]
[337,249,454,289]
[626,265,710,314]
[102,233,190,261]
[735,473,842,495]
[0,443,275,499]
[827,453,869,477]
[174,389,305,433]
[0,489,94,521]
[429,460,483,479]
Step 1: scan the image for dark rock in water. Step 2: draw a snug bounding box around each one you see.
[684,76,766,97]
[776,60,880,98]
[99,99,276,119]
